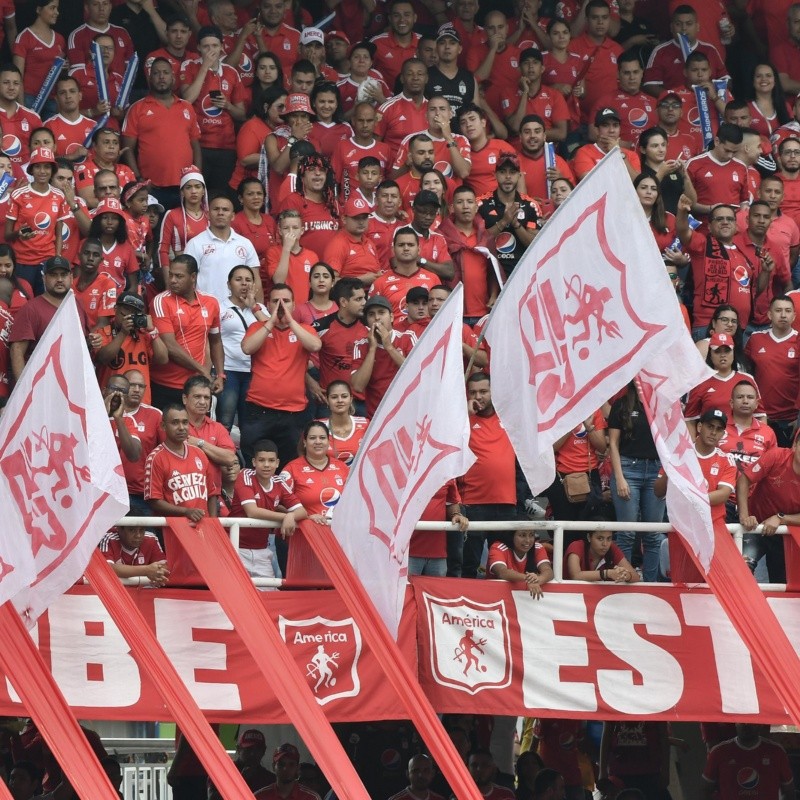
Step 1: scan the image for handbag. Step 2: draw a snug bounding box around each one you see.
[562,471,591,503]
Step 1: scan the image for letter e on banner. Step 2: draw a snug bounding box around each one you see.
[422,593,511,695]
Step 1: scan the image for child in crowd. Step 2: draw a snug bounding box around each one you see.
[99,521,170,587]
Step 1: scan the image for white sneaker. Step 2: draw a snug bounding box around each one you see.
[524,499,546,520]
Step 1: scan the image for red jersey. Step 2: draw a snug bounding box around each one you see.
[542,50,582,126]
[590,90,658,145]
[517,150,575,201]
[253,24,301,75]
[394,171,423,213]
[644,39,729,92]
[697,447,737,522]
[230,469,302,549]
[745,445,800,520]
[44,113,95,158]
[410,480,460,559]
[735,233,792,327]
[282,193,340,256]
[684,370,762,421]
[392,131,471,179]
[254,783,320,800]
[371,267,441,322]
[179,61,247,149]
[122,95,201,187]
[312,311,369,391]
[719,417,776,503]
[500,86,570,132]
[459,410,516,505]
[371,31,421,88]
[665,127,701,161]
[570,33,623,124]
[150,289,221,390]
[229,115,270,190]
[331,137,391,198]
[309,120,354,160]
[534,718,582,786]
[145,47,198,87]
[280,456,349,517]
[336,73,391,117]
[100,530,164,565]
[468,138,509,197]
[703,736,792,799]
[366,214,401,266]
[158,207,208,266]
[351,328,415,416]
[744,329,800,419]
[321,232,379,281]
[572,143,641,181]
[666,88,714,153]
[7,185,70,264]
[70,65,125,129]
[232,211,276,263]
[98,240,138,290]
[687,233,755,327]
[565,538,626,572]
[244,322,318,412]
[144,442,219,510]
[67,22,134,77]
[120,403,162,494]
[13,28,67,98]
[556,411,608,473]
[264,245,317,304]
[0,103,42,180]
[375,94,428,158]
[74,159,136,197]
[72,273,117,329]
[322,415,369,466]
[686,153,749,210]
[487,540,550,575]
[0,300,12,400]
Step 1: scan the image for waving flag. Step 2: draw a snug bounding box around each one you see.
[332,284,475,637]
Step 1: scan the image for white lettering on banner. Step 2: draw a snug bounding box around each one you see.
[278,616,362,705]
[154,599,241,711]
[515,593,596,712]
[50,595,141,707]
[681,594,759,714]
[423,593,511,695]
[595,595,683,714]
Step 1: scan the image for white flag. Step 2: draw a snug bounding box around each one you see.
[485,149,690,494]
[332,284,476,637]
[0,292,129,623]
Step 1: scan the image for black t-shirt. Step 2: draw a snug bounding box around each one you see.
[425,67,476,131]
[477,190,542,277]
[608,397,660,460]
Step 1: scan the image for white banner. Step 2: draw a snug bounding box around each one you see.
[484,149,690,494]
[332,284,476,638]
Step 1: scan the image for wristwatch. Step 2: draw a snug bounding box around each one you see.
[778,512,786,520]
[196,439,205,449]
[419,257,428,267]
[287,135,297,145]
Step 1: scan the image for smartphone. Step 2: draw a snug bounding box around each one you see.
[20,225,32,235]
[210,90,223,100]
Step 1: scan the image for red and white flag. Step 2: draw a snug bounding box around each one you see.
[332,284,476,637]
[484,149,691,495]
[0,292,129,623]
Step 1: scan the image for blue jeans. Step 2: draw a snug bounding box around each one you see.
[611,457,666,582]
[408,557,447,576]
[215,370,251,431]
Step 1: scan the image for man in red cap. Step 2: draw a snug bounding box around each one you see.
[322,195,381,283]
[254,743,320,799]
[208,729,275,799]
[572,108,641,181]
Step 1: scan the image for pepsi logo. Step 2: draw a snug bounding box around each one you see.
[628,108,649,128]
[734,264,750,287]
[688,107,701,127]
[34,212,51,230]
[1,135,21,157]
[496,232,516,254]
[65,141,84,157]
[201,94,224,118]
[61,221,71,241]
[574,425,588,438]
[240,53,253,73]
[320,487,341,508]
[736,767,759,790]
[380,748,401,770]
[433,159,453,178]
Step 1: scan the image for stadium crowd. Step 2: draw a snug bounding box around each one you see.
[1,0,800,797]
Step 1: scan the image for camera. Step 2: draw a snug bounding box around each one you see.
[132,312,148,329]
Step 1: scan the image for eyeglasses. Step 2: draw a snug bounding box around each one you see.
[659,102,681,109]
[782,149,800,156]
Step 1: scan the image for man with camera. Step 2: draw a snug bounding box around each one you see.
[103,374,143,465]
[93,291,168,405]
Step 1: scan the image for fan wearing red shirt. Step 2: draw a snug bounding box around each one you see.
[144,15,196,87]
[573,108,641,181]
[676,197,758,335]
[375,59,429,159]
[692,409,737,528]
[371,0,421,88]
[332,102,391,198]
[99,525,169,586]
[240,284,321,467]
[44,78,95,162]
[0,65,42,181]
[180,26,247,193]
[149,254,224,409]
[144,403,219,521]
[69,34,125,131]
[467,750,515,800]
[351,294,415,417]
[367,181,403,265]
[470,11,522,118]
[67,0,134,78]
[456,103,508,197]
[516,114,575,200]
[13,17,65,109]
[75,129,136,208]
[703,723,794,800]
[322,195,381,283]
[488,530,553,599]
[264,210,318,312]
[388,754,445,800]
[230,440,307,578]
[502,48,570,143]
[407,480,466,576]
[254,743,321,800]
[72,238,116,330]
[372,226,442,321]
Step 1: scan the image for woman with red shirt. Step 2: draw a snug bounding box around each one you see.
[309,82,353,160]
[321,381,368,465]
[566,528,639,583]
[541,19,583,129]
[232,178,276,268]
[0,244,32,317]
[87,197,139,292]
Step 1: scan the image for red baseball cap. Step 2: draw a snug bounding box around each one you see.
[326,30,351,46]
[281,93,314,117]
[709,332,734,349]
[238,729,266,749]
[26,147,57,173]
[273,743,300,764]
[343,195,371,217]
[657,90,683,106]
[95,197,125,217]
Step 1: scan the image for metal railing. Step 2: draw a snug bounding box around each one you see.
[111,517,788,591]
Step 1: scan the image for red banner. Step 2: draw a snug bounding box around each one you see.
[0,580,796,723]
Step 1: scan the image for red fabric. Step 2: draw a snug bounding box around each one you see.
[168,517,372,798]
[458,410,516,505]
[0,602,119,798]
[301,521,483,800]
[280,456,349,517]
[230,469,302,548]
[84,552,255,796]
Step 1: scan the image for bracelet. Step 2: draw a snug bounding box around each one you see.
[599,569,607,581]
[148,328,159,340]
[446,140,457,148]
